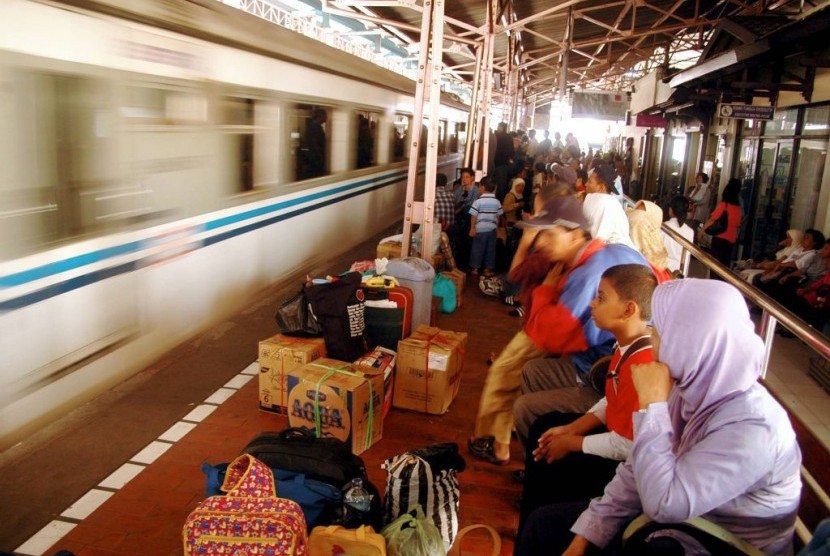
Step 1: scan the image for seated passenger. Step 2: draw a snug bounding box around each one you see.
[509,198,651,452]
[516,279,802,556]
[736,229,802,282]
[626,200,672,282]
[518,264,657,531]
[661,195,695,276]
[757,230,827,303]
[776,243,830,331]
[757,228,824,285]
[582,193,635,249]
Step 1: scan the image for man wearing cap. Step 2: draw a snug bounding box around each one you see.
[510,196,650,454]
[584,163,619,198]
[469,195,649,465]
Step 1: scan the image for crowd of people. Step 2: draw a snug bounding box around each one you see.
[424,123,821,555]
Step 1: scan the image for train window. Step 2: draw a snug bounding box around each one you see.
[355,111,379,169]
[451,121,465,153]
[220,96,255,192]
[391,114,409,162]
[291,104,329,181]
[438,120,448,155]
[123,85,206,124]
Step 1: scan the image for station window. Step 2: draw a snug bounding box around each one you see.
[220,96,255,192]
[391,114,409,162]
[765,107,798,136]
[291,104,329,181]
[355,110,379,169]
[803,105,830,135]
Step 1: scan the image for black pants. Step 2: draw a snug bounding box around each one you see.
[519,412,622,534]
[710,236,734,268]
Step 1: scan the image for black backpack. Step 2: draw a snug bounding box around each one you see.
[241,428,382,529]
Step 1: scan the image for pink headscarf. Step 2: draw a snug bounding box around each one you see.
[651,279,764,441]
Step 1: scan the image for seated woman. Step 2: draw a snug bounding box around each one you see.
[516,279,802,556]
[627,200,673,283]
[736,229,802,282]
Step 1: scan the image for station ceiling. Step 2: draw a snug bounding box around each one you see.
[321,0,829,109]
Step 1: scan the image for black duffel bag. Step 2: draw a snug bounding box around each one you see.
[274,287,322,337]
[241,428,382,529]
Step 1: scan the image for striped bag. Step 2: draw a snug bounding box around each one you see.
[381,443,465,550]
[183,454,308,555]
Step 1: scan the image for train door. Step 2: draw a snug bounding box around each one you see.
[750,140,794,257]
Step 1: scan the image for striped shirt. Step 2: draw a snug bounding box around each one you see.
[469,193,503,233]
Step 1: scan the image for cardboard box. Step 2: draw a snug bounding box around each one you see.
[394,325,468,414]
[377,241,444,269]
[354,346,396,419]
[440,269,466,308]
[286,358,383,455]
[258,334,326,413]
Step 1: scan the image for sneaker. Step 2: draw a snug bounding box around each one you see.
[479,276,501,297]
[501,294,522,307]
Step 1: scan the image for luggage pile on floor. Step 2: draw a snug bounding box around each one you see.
[185,432,487,556]
[196,256,484,554]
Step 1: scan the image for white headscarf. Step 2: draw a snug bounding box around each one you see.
[776,229,803,260]
[582,193,634,248]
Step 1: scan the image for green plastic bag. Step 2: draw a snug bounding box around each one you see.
[381,506,447,556]
[432,273,457,314]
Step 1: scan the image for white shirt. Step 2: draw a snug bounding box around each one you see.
[662,217,695,273]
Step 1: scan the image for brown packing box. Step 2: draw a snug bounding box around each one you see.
[377,241,444,270]
[354,346,396,419]
[440,269,466,308]
[258,334,326,413]
[394,325,468,414]
[286,358,384,455]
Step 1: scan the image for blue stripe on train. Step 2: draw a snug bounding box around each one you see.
[0,169,412,311]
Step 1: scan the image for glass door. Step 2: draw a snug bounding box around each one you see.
[751,140,793,257]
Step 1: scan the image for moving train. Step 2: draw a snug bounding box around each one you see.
[0,0,469,449]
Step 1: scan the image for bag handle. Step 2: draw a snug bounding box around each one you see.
[448,524,501,556]
[277,427,316,442]
[221,454,277,499]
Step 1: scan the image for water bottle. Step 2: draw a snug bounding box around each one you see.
[343,478,372,513]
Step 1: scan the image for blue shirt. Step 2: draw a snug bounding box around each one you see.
[469,193,503,233]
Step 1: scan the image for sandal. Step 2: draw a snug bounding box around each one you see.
[468,436,510,466]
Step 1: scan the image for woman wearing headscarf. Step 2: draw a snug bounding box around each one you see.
[737,229,803,283]
[516,279,802,556]
[627,200,672,282]
[582,193,635,249]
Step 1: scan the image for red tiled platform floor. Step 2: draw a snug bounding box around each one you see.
[44,265,525,555]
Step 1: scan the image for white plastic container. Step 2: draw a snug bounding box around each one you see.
[385,257,436,331]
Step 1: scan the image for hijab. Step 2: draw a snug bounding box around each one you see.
[775,229,803,260]
[582,193,634,248]
[627,200,669,269]
[509,178,525,200]
[651,279,764,441]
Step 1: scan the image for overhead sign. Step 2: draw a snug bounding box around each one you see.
[572,91,628,121]
[635,113,668,128]
[718,103,774,120]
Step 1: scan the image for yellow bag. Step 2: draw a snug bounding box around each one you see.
[308,525,387,556]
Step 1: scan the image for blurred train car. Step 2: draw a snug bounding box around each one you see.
[0,0,468,449]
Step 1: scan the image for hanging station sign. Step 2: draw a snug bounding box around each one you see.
[718,103,775,120]
[635,113,668,127]
[571,91,628,120]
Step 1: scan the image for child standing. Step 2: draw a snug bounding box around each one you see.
[469,178,503,277]
[518,263,657,530]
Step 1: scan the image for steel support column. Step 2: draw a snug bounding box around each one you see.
[401,0,444,262]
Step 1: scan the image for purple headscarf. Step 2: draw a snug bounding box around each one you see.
[651,279,764,438]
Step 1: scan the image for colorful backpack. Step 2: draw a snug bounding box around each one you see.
[183,453,309,555]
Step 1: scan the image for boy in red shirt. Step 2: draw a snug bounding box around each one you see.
[517,263,657,531]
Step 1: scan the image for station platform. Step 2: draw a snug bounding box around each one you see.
[1,225,521,556]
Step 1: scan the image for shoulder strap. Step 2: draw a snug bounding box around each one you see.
[447,524,501,556]
[612,336,652,375]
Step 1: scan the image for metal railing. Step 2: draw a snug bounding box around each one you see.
[662,224,830,377]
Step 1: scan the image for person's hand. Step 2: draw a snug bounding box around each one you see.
[469,229,476,237]
[532,435,579,463]
[562,535,590,556]
[632,361,673,409]
[537,424,573,446]
[542,267,562,286]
